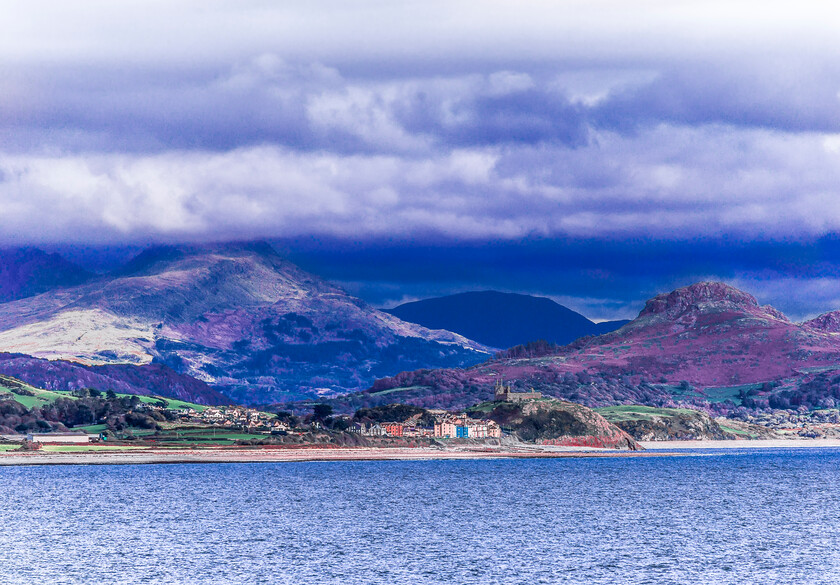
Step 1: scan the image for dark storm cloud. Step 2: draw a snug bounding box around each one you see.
[594,65,840,135]
[6,60,839,155]
[280,236,840,322]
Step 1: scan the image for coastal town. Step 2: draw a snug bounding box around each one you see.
[176,405,504,439]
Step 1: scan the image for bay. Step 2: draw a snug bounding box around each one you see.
[2,448,840,584]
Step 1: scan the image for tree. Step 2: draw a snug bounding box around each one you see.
[312,404,333,420]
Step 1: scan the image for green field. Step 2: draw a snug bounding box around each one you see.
[0,374,208,413]
[368,385,431,397]
[718,424,754,437]
[595,405,699,422]
[0,444,20,452]
[144,429,266,444]
[698,383,760,405]
[73,424,109,433]
[466,401,498,413]
[0,377,77,408]
[129,395,208,412]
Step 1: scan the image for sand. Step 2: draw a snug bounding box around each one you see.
[639,438,840,450]
[4,438,840,466]
[0,444,677,466]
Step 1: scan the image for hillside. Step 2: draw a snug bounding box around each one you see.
[594,406,735,441]
[0,353,230,405]
[0,242,491,405]
[356,282,840,414]
[470,398,639,449]
[0,248,93,303]
[0,373,208,411]
[385,291,628,349]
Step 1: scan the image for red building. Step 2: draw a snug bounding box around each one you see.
[381,423,404,437]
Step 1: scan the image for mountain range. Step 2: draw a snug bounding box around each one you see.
[0,243,490,404]
[6,243,840,415]
[348,282,840,412]
[385,291,628,349]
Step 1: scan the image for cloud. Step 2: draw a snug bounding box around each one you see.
[2,123,840,247]
[3,1,840,318]
[594,64,840,134]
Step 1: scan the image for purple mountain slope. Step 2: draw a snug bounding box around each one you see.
[351,282,840,412]
[803,311,840,332]
[0,353,230,405]
[0,248,93,303]
[0,242,491,405]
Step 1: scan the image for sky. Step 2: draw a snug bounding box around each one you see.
[2,1,840,320]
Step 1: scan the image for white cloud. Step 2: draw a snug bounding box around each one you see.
[1,124,840,245]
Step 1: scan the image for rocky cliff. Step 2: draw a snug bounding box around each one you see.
[479,398,640,450]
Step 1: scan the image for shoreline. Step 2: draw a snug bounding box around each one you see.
[3,438,840,467]
[639,438,840,450]
[0,445,673,466]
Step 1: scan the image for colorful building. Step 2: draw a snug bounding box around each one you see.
[434,415,501,439]
[381,423,404,437]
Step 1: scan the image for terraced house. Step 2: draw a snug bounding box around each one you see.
[434,415,501,439]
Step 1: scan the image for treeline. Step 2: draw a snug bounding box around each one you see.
[748,375,840,411]
[494,340,560,360]
[0,389,175,434]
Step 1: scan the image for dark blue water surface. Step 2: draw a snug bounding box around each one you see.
[2,449,840,584]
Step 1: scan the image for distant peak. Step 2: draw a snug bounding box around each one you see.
[115,241,282,276]
[115,245,185,276]
[803,310,840,332]
[639,282,781,319]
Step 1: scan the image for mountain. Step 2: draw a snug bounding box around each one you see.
[0,353,229,405]
[384,291,629,349]
[0,248,93,303]
[0,242,491,405]
[348,282,840,413]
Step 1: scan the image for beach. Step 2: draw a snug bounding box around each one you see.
[639,438,840,450]
[0,444,680,466]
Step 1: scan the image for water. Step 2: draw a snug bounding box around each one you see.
[2,449,840,584]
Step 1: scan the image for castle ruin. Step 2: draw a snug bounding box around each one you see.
[494,379,542,402]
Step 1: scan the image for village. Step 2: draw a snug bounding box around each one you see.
[348,413,503,439]
[176,405,504,439]
[4,380,539,445]
[169,379,536,439]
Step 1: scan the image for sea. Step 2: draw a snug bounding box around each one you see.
[2,448,840,584]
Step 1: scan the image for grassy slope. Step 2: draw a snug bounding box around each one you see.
[0,374,207,412]
[1,374,271,446]
[595,405,700,422]
[0,376,72,408]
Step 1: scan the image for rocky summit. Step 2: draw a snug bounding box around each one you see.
[358,282,840,413]
[0,242,491,405]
